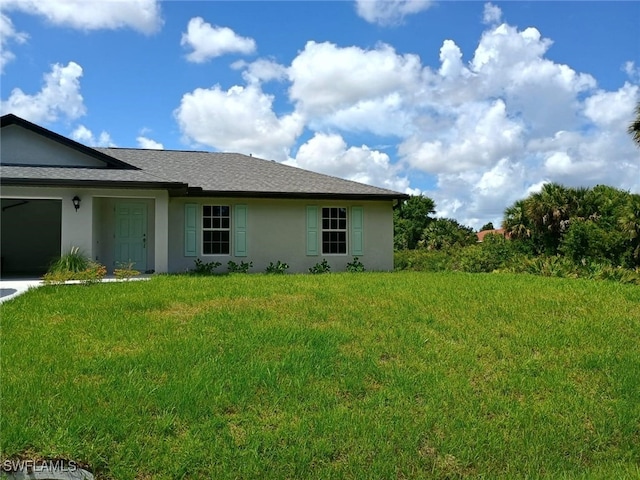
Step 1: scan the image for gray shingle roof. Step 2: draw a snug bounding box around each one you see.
[0,165,187,190]
[96,148,406,199]
[1,114,407,199]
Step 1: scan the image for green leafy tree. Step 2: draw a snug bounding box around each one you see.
[480,222,494,231]
[504,184,639,267]
[420,218,477,250]
[394,195,436,250]
[559,219,626,265]
[587,185,628,226]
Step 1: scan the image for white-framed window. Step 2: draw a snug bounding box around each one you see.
[322,207,347,254]
[202,205,230,255]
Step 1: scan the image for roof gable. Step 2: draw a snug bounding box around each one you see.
[0,114,137,170]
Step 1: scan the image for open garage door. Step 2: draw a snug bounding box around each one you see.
[1,199,61,277]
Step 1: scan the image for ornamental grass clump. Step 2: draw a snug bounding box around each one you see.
[49,246,88,273]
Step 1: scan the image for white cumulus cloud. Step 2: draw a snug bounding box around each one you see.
[0,61,85,124]
[71,124,114,147]
[482,2,502,25]
[623,61,640,82]
[400,99,524,174]
[0,12,28,74]
[583,82,638,127]
[288,41,422,120]
[232,58,288,85]
[177,10,639,230]
[181,17,256,63]
[137,136,163,149]
[174,83,303,161]
[355,0,433,26]
[287,132,411,192]
[392,18,637,229]
[2,0,163,34]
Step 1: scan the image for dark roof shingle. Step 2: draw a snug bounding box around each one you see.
[0,111,407,200]
[96,148,406,199]
[0,165,187,190]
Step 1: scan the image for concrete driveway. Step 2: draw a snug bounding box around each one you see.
[0,279,43,304]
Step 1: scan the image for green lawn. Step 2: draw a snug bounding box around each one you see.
[1,272,639,479]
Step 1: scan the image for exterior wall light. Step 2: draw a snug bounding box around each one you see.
[72,195,81,212]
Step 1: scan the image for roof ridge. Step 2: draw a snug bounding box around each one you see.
[99,146,216,154]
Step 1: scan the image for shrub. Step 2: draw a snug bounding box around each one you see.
[419,218,477,250]
[451,246,498,273]
[114,261,141,280]
[452,235,522,273]
[227,260,252,274]
[394,249,452,272]
[74,262,108,285]
[346,257,365,272]
[43,261,107,286]
[590,265,640,284]
[560,219,628,267]
[191,258,222,275]
[265,260,289,274]
[43,247,107,285]
[42,269,75,285]
[514,255,579,278]
[309,259,331,274]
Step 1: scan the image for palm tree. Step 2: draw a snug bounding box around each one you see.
[567,186,592,221]
[502,199,530,239]
[525,183,570,231]
[629,101,640,147]
[522,183,575,254]
[619,193,640,264]
[394,195,437,250]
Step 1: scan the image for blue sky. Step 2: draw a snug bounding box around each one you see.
[1,1,639,228]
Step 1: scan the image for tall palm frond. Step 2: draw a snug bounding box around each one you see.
[629,101,640,147]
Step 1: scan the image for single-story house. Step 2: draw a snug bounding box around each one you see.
[0,114,408,276]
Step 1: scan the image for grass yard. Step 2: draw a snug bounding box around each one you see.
[1,272,639,479]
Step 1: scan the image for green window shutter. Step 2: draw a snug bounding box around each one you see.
[306,206,319,256]
[351,206,364,256]
[234,204,248,257]
[184,203,198,257]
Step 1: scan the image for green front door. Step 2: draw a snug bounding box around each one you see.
[115,202,147,271]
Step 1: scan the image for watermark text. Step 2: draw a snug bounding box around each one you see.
[2,459,78,472]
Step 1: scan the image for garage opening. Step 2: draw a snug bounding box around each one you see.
[1,199,62,277]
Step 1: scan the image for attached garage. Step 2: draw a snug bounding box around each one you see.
[1,198,61,277]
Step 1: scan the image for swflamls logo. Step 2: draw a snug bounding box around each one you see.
[1,459,78,472]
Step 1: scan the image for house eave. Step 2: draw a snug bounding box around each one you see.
[0,177,188,194]
[185,188,410,202]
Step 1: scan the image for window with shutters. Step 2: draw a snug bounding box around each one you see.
[202,205,230,255]
[321,207,347,254]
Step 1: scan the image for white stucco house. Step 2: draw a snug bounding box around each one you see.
[0,114,408,276]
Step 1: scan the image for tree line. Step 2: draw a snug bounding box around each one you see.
[395,187,637,266]
[394,102,640,273]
